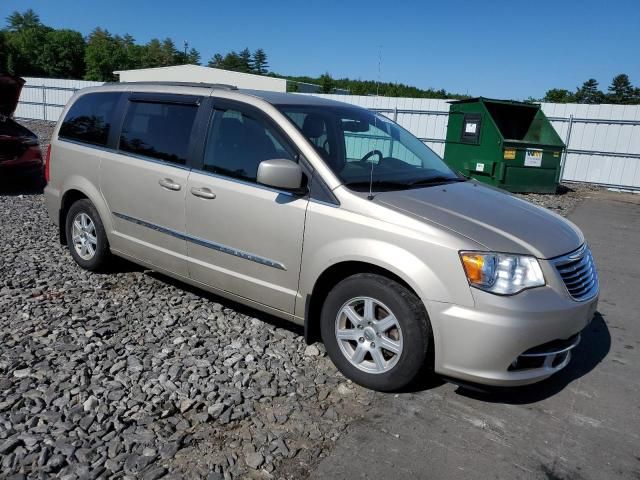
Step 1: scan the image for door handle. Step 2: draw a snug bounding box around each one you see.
[190,187,216,199]
[159,178,181,191]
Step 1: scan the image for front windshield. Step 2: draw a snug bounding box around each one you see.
[278,104,460,191]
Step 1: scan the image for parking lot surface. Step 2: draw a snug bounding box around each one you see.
[310,190,640,480]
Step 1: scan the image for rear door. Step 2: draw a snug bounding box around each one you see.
[184,99,308,313]
[100,93,202,276]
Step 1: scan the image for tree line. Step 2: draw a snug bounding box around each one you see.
[281,73,468,99]
[0,9,468,99]
[0,10,270,81]
[1,9,202,81]
[543,76,640,104]
[3,9,638,104]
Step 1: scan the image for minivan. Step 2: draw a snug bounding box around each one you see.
[44,83,599,391]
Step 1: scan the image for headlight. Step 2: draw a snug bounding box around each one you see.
[459,251,545,295]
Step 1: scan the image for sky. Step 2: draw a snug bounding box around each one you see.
[3,0,640,99]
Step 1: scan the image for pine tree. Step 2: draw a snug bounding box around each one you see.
[160,38,178,66]
[84,28,127,81]
[608,74,634,104]
[238,48,253,73]
[6,9,41,31]
[187,48,200,65]
[319,72,335,93]
[207,53,224,68]
[252,49,268,75]
[575,79,604,104]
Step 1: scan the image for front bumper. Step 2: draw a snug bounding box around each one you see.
[428,285,598,386]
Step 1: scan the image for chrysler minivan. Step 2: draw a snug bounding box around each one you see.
[44,83,599,391]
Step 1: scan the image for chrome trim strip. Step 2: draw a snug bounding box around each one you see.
[115,151,191,171]
[57,138,118,155]
[310,198,341,209]
[112,212,287,271]
[520,334,581,358]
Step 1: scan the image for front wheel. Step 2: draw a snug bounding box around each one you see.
[320,273,431,392]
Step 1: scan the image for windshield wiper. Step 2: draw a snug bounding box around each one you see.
[408,176,465,187]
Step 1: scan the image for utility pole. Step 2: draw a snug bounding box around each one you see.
[183,41,188,61]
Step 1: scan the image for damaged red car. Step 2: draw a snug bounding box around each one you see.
[0,73,44,181]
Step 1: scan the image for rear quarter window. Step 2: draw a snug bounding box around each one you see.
[59,92,122,146]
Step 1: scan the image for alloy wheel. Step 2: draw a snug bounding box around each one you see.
[334,296,403,374]
[71,212,98,261]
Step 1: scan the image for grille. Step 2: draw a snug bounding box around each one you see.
[553,245,598,301]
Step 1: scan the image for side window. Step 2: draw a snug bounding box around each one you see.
[203,107,295,182]
[59,92,122,146]
[119,101,197,165]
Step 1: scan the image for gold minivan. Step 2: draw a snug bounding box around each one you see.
[44,83,599,391]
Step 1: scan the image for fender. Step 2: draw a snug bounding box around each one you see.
[299,237,474,316]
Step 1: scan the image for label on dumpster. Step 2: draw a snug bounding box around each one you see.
[475,162,485,172]
[504,148,516,160]
[465,122,478,134]
[524,149,543,167]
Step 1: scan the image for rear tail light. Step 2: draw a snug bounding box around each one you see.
[45,144,51,183]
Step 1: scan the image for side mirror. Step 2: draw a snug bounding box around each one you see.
[257,159,305,193]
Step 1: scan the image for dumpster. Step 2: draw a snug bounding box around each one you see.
[443,98,565,193]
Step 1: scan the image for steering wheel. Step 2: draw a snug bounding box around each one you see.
[360,149,384,164]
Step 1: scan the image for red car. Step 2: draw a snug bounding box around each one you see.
[0,73,44,182]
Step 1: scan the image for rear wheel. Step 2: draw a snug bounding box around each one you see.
[65,199,111,271]
[320,273,431,391]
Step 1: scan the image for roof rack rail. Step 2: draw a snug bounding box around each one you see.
[112,81,238,90]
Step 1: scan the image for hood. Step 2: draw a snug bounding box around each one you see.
[0,73,25,117]
[374,181,583,259]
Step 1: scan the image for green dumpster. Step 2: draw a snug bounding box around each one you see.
[442,98,565,193]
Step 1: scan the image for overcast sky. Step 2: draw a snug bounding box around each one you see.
[4,0,640,99]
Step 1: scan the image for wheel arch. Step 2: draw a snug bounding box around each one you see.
[59,189,89,244]
[304,260,426,345]
[58,178,111,246]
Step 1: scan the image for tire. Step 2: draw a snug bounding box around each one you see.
[65,199,111,271]
[320,273,431,392]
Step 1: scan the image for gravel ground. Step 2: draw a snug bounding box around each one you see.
[0,192,375,479]
[0,120,601,478]
[514,183,602,217]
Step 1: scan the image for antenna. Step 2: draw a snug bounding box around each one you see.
[368,45,383,201]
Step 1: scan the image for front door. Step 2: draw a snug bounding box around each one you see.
[185,100,308,314]
[101,95,200,276]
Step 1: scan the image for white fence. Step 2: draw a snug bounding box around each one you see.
[15,77,103,121]
[311,94,640,190]
[15,78,640,190]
